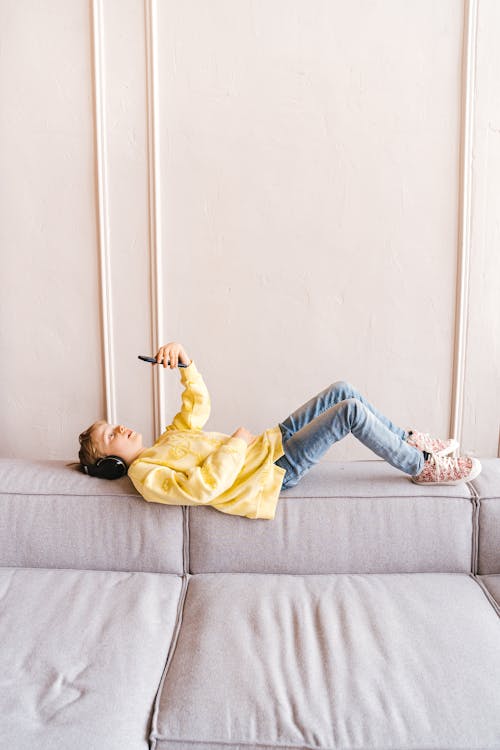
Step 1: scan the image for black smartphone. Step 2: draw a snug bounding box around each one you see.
[138,355,188,367]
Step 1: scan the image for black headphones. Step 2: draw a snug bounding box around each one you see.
[81,455,128,480]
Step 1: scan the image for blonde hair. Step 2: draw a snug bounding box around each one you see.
[66,419,106,471]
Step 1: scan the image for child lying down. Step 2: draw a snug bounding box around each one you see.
[75,341,481,520]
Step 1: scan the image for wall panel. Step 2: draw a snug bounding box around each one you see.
[156,0,463,459]
[462,0,500,457]
[99,0,155,446]
[0,0,101,459]
[0,0,498,462]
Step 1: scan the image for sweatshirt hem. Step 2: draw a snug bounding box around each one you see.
[255,464,286,520]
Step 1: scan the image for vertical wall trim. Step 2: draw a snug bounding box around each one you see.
[90,0,116,425]
[145,0,165,438]
[450,0,478,445]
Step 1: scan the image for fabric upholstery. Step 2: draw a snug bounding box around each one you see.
[152,572,500,750]
[480,574,500,612]
[189,460,474,574]
[0,459,184,573]
[471,458,500,573]
[1,457,499,750]
[0,567,184,750]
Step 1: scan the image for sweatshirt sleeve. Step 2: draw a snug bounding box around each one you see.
[163,360,210,432]
[128,436,248,506]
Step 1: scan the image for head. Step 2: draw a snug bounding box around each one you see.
[78,420,145,473]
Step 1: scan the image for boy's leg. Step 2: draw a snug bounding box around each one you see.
[278,381,407,442]
[276,397,424,488]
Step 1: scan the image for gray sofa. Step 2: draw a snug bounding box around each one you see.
[1,456,499,750]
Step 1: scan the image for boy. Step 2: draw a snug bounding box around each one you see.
[77,341,481,520]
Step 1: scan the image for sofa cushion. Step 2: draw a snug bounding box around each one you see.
[0,459,185,573]
[151,572,500,750]
[0,567,184,750]
[471,458,500,574]
[480,574,500,613]
[189,460,474,574]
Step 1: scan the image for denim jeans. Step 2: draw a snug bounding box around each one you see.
[274,380,425,489]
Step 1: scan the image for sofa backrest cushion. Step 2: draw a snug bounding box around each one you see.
[2,457,498,576]
[471,458,500,574]
[189,461,475,574]
[0,459,185,574]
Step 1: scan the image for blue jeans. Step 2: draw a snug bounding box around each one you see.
[274,380,425,489]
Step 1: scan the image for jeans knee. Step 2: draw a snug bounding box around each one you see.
[332,380,354,396]
[343,397,363,426]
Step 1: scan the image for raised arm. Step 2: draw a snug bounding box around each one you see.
[153,342,209,432]
[154,341,258,441]
[164,359,210,432]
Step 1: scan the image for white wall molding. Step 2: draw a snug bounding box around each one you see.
[90,0,116,426]
[450,0,478,446]
[145,0,165,438]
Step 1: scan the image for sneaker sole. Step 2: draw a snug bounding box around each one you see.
[411,457,482,485]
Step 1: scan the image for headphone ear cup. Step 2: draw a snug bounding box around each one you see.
[93,455,128,480]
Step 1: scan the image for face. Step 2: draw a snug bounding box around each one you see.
[92,421,144,465]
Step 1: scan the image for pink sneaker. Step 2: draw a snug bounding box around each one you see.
[411,453,482,485]
[406,429,459,457]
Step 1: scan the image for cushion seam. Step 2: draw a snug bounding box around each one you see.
[0,491,142,498]
[149,573,190,747]
[467,481,480,575]
[469,573,500,619]
[283,494,472,500]
[183,506,189,576]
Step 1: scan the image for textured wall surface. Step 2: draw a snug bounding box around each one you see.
[0,0,498,462]
[462,0,500,457]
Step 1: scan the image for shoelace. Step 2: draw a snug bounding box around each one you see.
[426,453,460,481]
[415,431,441,451]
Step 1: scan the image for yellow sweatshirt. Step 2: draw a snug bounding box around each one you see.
[127,360,286,520]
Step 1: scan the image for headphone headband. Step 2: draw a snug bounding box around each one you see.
[82,455,128,480]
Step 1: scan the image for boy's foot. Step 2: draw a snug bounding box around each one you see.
[411,453,482,485]
[406,429,459,456]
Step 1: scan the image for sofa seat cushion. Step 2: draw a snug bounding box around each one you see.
[152,572,500,750]
[0,567,184,750]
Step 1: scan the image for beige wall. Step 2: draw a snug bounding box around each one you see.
[0,0,498,463]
